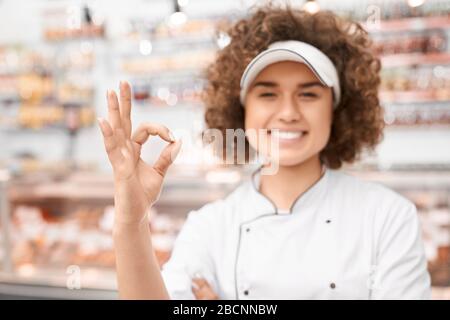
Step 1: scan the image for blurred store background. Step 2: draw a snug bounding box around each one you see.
[0,0,449,299]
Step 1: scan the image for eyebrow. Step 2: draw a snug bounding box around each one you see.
[251,81,326,89]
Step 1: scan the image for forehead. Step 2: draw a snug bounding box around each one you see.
[253,61,319,83]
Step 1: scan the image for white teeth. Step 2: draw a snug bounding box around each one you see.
[270,130,304,140]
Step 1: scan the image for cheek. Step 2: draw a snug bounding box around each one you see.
[307,105,333,147]
[244,102,260,129]
[244,111,259,150]
[244,102,272,149]
[244,100,275,127]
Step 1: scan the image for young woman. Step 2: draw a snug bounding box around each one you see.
[97,5,430,299]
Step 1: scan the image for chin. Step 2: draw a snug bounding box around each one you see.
[273,152,312,167]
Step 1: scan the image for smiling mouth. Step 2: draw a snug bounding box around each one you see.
[268,129,308,141]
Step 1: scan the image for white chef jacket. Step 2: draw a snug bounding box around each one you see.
[161,166,431,300]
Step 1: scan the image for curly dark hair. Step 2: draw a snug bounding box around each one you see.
[203,4,384,169]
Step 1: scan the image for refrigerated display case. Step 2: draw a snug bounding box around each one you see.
[0,165,243,299]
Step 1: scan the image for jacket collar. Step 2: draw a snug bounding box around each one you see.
[244,164,330,221]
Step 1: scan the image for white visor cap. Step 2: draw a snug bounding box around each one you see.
[239,40,341,108]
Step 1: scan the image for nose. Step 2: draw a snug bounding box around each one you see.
[277,95,301,123]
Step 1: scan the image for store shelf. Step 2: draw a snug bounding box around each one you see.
[44,26,105,43]
[0,123,96,133]
[0,265,116,290]
[0,282,116,299]
[381,52,450,68]
[365,15,450,33]
[118,35,216,55]
[380,90,450,104]
[348,170,450,189]
[0,127,69,134]
[0,270,117,299]
[125,68,202,79]
[7,167,241,208]
[385,124,450,130]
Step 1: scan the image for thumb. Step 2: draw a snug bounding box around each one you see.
[153,139,182,177]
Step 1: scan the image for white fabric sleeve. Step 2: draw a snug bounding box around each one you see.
[371,200,431,299]
[160,203,219,300]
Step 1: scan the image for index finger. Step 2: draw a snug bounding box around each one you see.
[131,122,175,146]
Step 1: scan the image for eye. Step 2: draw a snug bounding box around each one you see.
[259,92,277,98]
[299,92,318,98]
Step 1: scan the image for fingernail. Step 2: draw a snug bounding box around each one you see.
[169,131,175,142]
[106,90,110,99]
[97,117,104,125]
